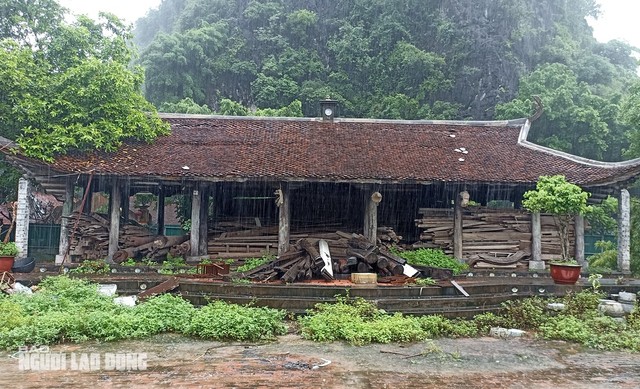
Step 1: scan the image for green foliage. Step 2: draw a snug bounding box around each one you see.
[587,241,617,271]
[159,97,213,114]
[397,248,468,275]
[186,300,287,341]
[414,277,437,286]
[0,7,169,162]
[299,296,429,345]
[0,241,18,256]
[237,255,274,273]
[523,175,591,260]
[121,258,137,266]
[498,297,548,329]
[0,276,286,350]
[69,260,110,274]
[586,196,618,236]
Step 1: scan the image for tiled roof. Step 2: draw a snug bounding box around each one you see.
[45,115,640,186]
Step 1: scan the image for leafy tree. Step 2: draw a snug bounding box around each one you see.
[159,98,212,114]
[0,4,169,162]
[523,175,591,261]
[621,81,640,158]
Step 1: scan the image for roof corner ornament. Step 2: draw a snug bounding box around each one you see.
[529,95,544,122]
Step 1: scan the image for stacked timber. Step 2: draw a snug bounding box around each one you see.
[414,207,575,266]
[241,232,408,283]
[207,223,401,259]
[64,212,189,262]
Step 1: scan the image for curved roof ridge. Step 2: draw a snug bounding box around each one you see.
[517,119,640,169]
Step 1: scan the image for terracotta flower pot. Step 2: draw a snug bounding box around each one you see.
[549,263,582,285]
[0,255,15,272]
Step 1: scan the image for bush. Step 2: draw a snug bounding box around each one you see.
[499,297,548,329]
[186,301,287,341]
[396,249,468,275]
[136,294,196,334]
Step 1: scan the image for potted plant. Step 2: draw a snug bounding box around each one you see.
[0,241,19,272]
[523,175,591,284]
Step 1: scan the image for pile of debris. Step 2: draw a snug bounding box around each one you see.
[239,232,419,283]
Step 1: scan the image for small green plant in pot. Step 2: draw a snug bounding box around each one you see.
[523,175,591,284]
[0,241,19,272]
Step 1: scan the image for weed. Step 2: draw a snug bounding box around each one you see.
[69,260,111,274]
[396,249,468,275]
[237,255,275,273]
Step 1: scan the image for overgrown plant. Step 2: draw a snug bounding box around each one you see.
[396,248,468,275]
[236,255,274,273]
[523,175,591,261]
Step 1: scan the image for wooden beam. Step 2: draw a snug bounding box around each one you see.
[198,185,209,256]
[55,179,74,264]
[107,178,121,263]
[157,186,165,235]
[190,184,201,257]
[364,191,381,244]
[278,183,290,255]
[453,192,463,261]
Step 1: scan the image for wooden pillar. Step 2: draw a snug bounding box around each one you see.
[107,178,121,263]
[198,185,209,256]
[277,183,290,255]
[364,191,381,244]
[190,184,201,257]
[55,179,74,264]
[618,188,631,272]
[15,177,31,258]
[84,181,93,214]
[574,214,586,267]
[157,186,165,236]
[529,212,544,270]
[453,192,464,261]
[121,179,130,223]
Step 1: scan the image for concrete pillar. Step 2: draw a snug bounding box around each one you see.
[618,188,631,272]
[107,178,121,263]
[574,214,586,268]
[190,185,201,257]
[529,212,545,270]
[55,180,74,264]
[277,184,290,255]
[15,177,31,258]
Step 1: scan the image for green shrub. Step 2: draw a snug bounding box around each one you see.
[136,294,196,333]
[539,316,593,343]
[499,297,548,329]
[472,312,505,333]
[237,255,274,273]
[396,249,468,275]
[186,301,287,341]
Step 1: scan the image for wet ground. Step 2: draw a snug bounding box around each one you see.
[2,334,640,388]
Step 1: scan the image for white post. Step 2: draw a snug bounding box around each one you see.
[190,185,201,257]
[574,214,586,268]
[278,184,291,255]
[617,188,631,272]
[15,177,31,258]
[529,212,545,270]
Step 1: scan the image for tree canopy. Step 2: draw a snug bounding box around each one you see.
[0,0,169,162]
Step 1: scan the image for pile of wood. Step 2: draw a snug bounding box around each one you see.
[240,232,409,283]
[65,212,189,262]
[207,223,401,260]
[414,207,575,265]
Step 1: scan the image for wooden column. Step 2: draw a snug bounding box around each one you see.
[55,179,74,264]
[453,192,464,261]
[364,191,381,244]
[84,181,93,214]
[121,179,130,223]
[277,183,290,255]
[157,186,165,236]
[198,185,209,256]
[529,212,544,270]
[574,214,586,267]
[190,184,201,257]
[107,178,121,263]
[618,188,631,272]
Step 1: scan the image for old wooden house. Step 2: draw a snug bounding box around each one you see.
[4,106,639,273]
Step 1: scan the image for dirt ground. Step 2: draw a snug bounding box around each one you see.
[2,333,640,389]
